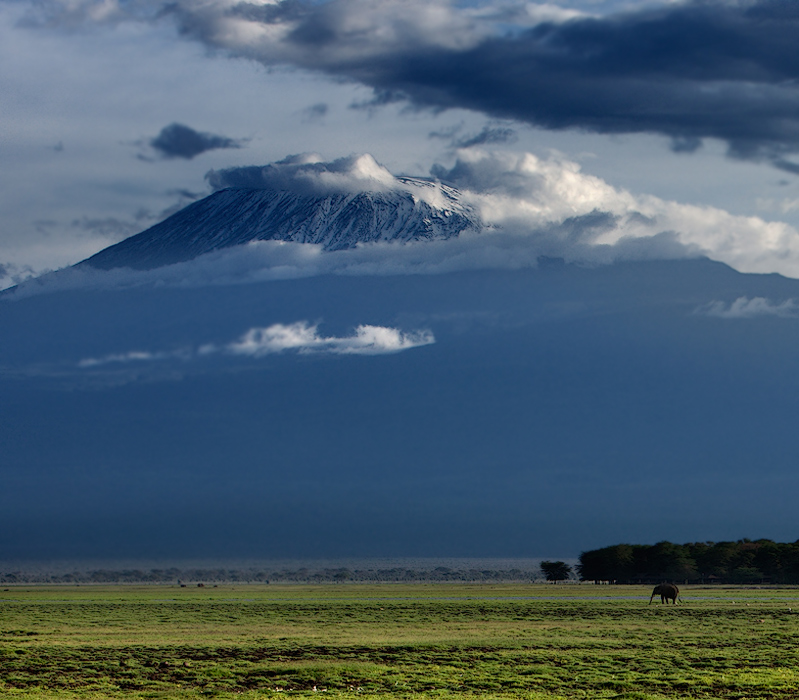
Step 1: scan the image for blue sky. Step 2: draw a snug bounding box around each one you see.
[4,0,799,286]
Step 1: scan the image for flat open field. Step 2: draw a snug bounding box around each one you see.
[2,583,799,699]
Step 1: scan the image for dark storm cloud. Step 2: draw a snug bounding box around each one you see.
[772,158,799,175]
[194,0,799,169]
[148,123,245,159]
[32,0,799,168]
[314,0,799,167]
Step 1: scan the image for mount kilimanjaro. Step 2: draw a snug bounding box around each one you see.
[84,177,480,271]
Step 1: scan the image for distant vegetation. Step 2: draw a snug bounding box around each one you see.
[579,539,799,584]
[12,539,799,586]
[0,565,545,585]
[539,561,573,582]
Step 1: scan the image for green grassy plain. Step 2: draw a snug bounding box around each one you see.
[2,583,799,699]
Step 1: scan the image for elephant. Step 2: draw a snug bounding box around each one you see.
[650,583,680,604]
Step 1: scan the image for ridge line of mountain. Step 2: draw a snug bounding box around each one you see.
[82,180,482,272]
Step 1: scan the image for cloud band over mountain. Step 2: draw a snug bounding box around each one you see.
[13,148,799,298]
[203,150,799,279]
[27,0,799,171]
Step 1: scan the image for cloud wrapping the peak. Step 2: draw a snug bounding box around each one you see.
[429,150,799,277]
[205,152,473,211]
[25,0,799,170]
[206,153,398,196]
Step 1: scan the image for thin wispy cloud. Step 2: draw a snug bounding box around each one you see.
[429,122,517,150]
[78,350,176,368]
[453,126,517,150]
[697,297,799,319]
[0,261,37,287]
[69,192,211,243]
[78,321,435,367]
[71,216,144,241]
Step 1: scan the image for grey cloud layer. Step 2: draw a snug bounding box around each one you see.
[288,0,799,167]
[39,0,799,169]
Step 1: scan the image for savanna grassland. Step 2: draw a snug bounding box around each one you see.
[2,583,799,699]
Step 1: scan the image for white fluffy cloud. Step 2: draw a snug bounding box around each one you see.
[436,150,799,277]
[78,321,434,367]
[697,297,799,320]
[207,153,398,196]
[219,321,434,356]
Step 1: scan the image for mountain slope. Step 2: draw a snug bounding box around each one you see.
[83,178,480,271]
[3,259,799,558]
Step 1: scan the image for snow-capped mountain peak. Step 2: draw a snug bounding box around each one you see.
[83,167,481,271]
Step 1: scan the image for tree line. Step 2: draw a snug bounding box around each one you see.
[578,539,799,584]
[0,566,545,585]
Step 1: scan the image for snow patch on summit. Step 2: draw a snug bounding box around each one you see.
[84,154,480,271]
[207,153,467,211]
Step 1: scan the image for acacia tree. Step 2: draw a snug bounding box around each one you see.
[540,561,573,582]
